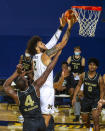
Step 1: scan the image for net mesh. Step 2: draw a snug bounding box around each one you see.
[72,8,101,37]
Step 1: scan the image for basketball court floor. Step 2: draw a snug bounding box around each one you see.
[0,103,105,131]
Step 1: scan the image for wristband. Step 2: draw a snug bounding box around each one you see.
[59,26,63,30]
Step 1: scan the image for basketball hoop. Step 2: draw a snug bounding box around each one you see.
[71,6,102,37]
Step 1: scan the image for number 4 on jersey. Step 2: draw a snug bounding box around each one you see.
[25,95,34,107]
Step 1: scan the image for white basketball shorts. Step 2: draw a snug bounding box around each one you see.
[40,86,55,114]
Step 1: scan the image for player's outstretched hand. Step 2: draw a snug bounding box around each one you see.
[98,99,105,108]
[16,64,23,74]
[59,13,67,28]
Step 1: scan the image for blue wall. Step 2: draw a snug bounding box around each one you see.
[0,0,105,78]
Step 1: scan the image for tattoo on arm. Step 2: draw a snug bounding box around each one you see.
[62,29,71,43]
[45,28,71,57]
[45,47,59,56]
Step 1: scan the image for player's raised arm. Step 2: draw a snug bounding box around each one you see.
[3,65,22,105]
[54,71,66,91]
[44,16,77,58]
[45,14,66,49]
[33,51,61,89]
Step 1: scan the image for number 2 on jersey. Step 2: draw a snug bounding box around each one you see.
[25,95,34,107]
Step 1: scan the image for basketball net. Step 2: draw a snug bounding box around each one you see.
[71,6,102,37]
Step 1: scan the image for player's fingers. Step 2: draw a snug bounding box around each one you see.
[59,17,62,23]
[62,13,65,19]
[62,13,64,18]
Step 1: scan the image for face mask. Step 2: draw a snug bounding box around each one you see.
[25,53,30,57]
[74,52,80,56]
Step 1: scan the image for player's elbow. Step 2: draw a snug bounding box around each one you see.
[3,81,12,95]
[3,85,8,94]
[3,82,7,91]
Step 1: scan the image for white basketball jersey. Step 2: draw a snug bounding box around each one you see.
[33,53,53,88]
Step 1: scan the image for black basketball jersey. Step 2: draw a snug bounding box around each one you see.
[83,72,100,99]
[18,85,42,118]
[70,55,82,74]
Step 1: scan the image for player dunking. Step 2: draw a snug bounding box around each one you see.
[72,58,104,131]
[27,16,77,129]
[3,51,61,131]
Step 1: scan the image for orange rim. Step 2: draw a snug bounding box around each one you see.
[72,6,102,11]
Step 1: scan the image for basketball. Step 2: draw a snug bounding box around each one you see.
[64,9,77,21]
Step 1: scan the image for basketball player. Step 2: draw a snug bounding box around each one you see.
[26,15,77,129]
[3,51,61,131]
[67,46,85,121]
[67,46,85,76]
[72,58,104,131]
[54,61,75,93]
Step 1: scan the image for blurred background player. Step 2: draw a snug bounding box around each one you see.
[3,51,61,131]
[27,15,77,130]
[67,46,85,121]
[72,58,104,131]
[54,61,75,102]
